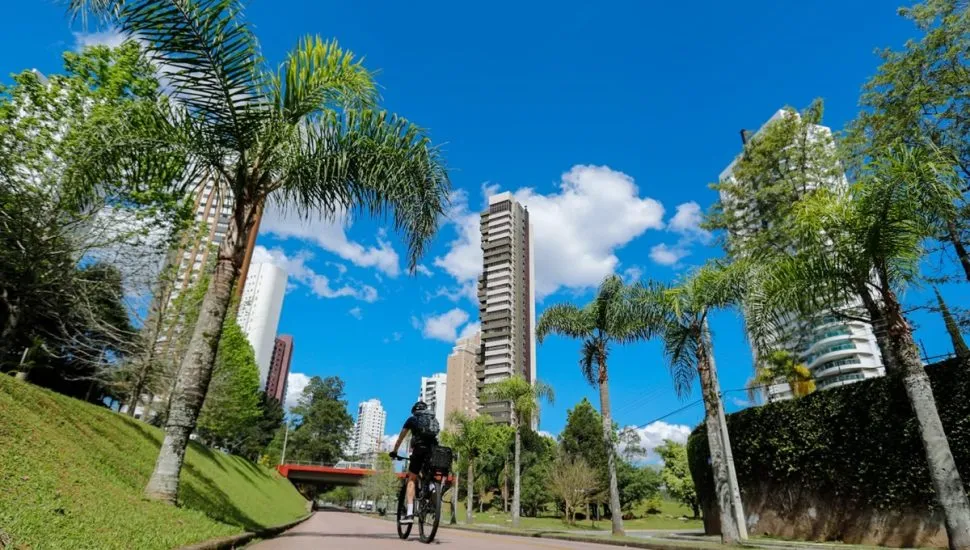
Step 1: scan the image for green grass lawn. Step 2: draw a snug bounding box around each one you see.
[0,376,308,550]
[441,498,703,532]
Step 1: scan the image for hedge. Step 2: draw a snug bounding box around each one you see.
[687,358,970,513]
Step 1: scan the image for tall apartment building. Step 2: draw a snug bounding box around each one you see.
[267,335,293,403]
[418,373,448,428]
[477,192,537,423]
[236,262,287,389]
[349,399,386,460]
[719,109,885,401]
[444,331,481,430]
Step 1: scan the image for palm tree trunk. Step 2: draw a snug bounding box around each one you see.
[884,291,970,550]
[696,331,742,544]
[144,196,257,503]
[451,466,459,525]
[935,287,970,361]
[945,219,970,283]
[596,354,625,536]
[466,459,474,524]
[512,421,522,528]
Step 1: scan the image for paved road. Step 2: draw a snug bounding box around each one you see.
[250,511,636,549]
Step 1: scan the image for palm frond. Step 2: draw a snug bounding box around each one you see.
[118,0,268,152]
[273,37,376,123]
[662,321,698,398]
[579,340,599,386]
[536,303,594,343]
[276,109,449,270]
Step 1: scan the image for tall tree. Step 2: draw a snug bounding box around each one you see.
[537,275,649,536]
[655,440,699,519]
[845,0,970,281]
[935,287,970,361]
[481,376,553,528]
[195,317,262,451]
[287,376,354,464]
[745,147,970,549]
[68,1,450,503]
[630,262,749,544]
[445,413,499,524]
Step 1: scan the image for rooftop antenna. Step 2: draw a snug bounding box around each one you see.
[740,129,750,145]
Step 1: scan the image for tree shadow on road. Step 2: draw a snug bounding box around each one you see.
[274,532,402,540]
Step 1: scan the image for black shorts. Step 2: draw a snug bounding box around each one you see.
[408,445,433,475]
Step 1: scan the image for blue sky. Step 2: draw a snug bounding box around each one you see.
[4,1,967,452]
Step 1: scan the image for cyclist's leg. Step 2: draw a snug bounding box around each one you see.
[405,472,417,516]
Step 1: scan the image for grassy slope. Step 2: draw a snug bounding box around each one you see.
[0,376,307,550]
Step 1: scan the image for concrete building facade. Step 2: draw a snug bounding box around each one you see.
[418,373,448,428]
[236,262,287,389]
[350,399,386,460]
[444,331,481,430]
[267,335,293,403]
[476,192,537,423]
[718,109,885,401]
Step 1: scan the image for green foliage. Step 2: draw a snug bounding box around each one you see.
[0,374,306,549]
[358,453,398,505]
[519,429,558,517]
[196,318,262,452]
[616,460,661,512]
[560,398,608,476]
[287,376,354,463]
[687,360,970,514]
[655,440,699,518]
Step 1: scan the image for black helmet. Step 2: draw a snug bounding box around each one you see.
[411,401,428,414]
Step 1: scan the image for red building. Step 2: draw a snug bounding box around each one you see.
[267,335,294,403]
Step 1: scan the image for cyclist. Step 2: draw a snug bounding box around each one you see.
[389,401,439,523]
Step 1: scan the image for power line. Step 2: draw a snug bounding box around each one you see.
[632,399,704,430]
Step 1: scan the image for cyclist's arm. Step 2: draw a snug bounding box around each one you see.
[391,426,409,455]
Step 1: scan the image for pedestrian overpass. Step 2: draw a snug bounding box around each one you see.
[277,461,455,488]
[277,461,376,486]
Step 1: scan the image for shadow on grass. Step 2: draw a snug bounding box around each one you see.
[180,460,263,531]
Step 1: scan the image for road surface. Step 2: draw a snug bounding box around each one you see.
[250,511,634,549]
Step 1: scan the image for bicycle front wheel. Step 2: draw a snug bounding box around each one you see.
[418,479,442,543]
[395,481,412,540]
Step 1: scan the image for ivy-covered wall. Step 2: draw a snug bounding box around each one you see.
[687,359,970,548]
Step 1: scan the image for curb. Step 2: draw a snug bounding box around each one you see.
[177,512,313,550]
[438,524,736,550]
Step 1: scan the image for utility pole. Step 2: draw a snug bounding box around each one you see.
[703,318,748,540]
[280,421,290,465]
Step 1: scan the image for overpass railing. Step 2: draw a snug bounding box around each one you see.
[283,460,374,470]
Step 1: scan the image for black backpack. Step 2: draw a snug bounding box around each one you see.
[411,411,440,443]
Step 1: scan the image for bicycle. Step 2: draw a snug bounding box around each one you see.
[390,446,453,543]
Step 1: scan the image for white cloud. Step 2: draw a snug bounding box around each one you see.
[410,316,422,330]
[668,202,709,240]
[458,321,481,341]
[383,331,403,344]
[435,166,665,300]
[73,29,128,51]
[537,430,557,440]
[422,308,471,342]
[622,266,643,284]
[348,307,363,320]
[624,421,692,462]
[260,201,400,277]
[649,202,712,267]
[284,372,311,411]
[415,264,433,277]
[253,245,378,302]
[649,243,690,266]
[327,262,348,276]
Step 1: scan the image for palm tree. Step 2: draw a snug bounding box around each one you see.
[537,274,647,536]
[629,263,749,544]
[745,147,970,549]
[481,375,554,528]
[745,349,815,403]
[68,1,449,503]
[445,413,494,525]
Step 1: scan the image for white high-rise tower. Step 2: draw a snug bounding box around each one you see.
[719,109,885,401]
[419,373,448,428]
[236,262,287,389]
[350,399,386,460]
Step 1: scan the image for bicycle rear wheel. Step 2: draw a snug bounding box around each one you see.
[395,481,412,540]
[418,479,442,543]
